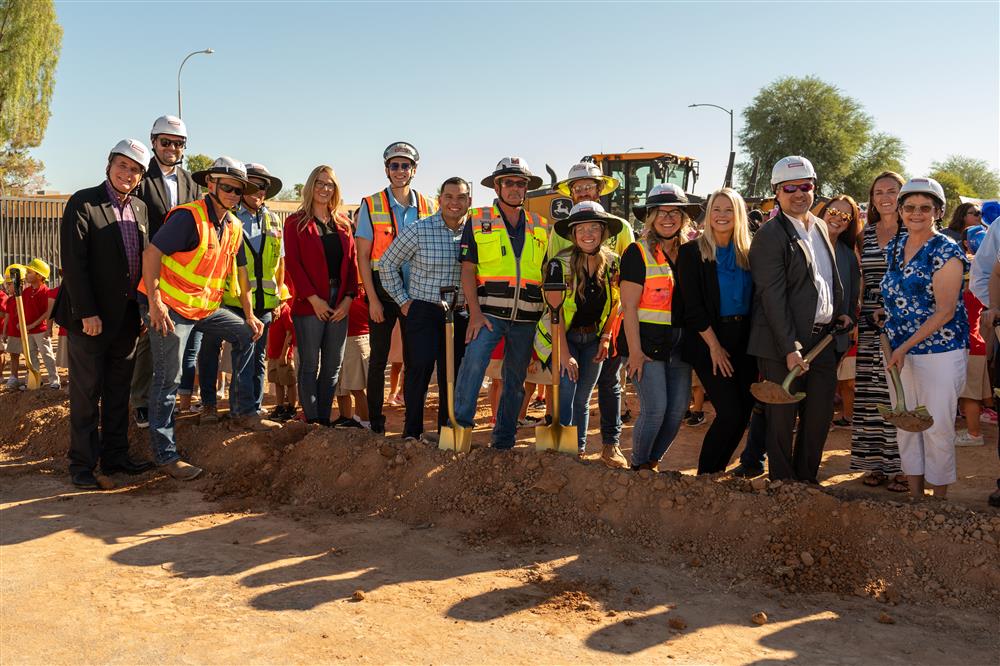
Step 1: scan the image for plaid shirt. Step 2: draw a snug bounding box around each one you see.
[379,212,466,308]
[104,180,142,296]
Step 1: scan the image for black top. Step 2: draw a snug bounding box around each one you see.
[546,259,607,330]
[315,218,343,292]
[619,242,682,361]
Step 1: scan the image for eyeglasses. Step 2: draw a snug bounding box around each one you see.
[824,208,852,222]
[499,179,528,190]
[217,182,244,196]
[314,181,336,191]
[571,183,599,195]
[158,138,186,149]
[388,163,413,172]
[652,208,683,221]
[968,209,983,217]
[780,183,815,193]
[901,204,936,215]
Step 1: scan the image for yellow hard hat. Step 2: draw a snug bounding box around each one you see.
[279,283,293,301]
[27,258,50,280]
[4,264,26,281]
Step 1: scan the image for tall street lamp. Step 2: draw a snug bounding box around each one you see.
[689,103,735,187]
[177,48,214,118]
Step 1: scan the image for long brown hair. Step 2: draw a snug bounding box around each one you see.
[818,194,862,249]
[948,202,979,233]
[296,165,347,233]
[561,227,615,302]
[866,171,905,227]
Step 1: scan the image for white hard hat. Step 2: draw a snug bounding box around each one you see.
[191,156,259,194]
[481,156,543,189]
[109,139,151,172]
[150,115,188,139]
[383,141,419,164]
[770,155,817,186]
[556,162,619,197]
[898,177,946,210]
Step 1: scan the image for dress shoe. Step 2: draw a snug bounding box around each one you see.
[199,406,220,425]
[101,457,156,475]
[71,470,100,489]
[731,463,765,478]
[160,459,203,481]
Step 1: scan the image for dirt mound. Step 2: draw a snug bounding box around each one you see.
[0,389,71,462]
[3,391,998,611]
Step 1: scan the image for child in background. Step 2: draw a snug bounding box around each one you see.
[333,288,371,429]
[957,226,990,446]
[387,322,404,407]
[3,265,25,389]
[49,275,69,384]
[0,285,7,381]
[23,259,59,389]
[486,339,505,426]
[266,287,297,421]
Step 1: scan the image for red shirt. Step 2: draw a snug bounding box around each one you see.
[266,302,296,360]
[21,284,49,334]
[491,338,505,361]
[349,295,369,337]
[964,288,986,356]
[0,292,8,336]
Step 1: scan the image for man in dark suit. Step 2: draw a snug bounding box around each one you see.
[54,139,156,488]
[130,115,198,427]
[747,156,854,483]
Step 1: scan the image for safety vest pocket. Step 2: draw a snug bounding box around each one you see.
[477,235,503,263]
[521,283,543,303]
[482,280,511,298]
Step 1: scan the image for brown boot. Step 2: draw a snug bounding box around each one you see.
[601,444,628,469]
[179,393,192,412]
[230,414,281,432]
[160,459,203,481]
[199,405,219,425]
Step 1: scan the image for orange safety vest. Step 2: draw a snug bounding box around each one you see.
[362,188,438,270]
[635,238,675,325]
[139,199,242,320]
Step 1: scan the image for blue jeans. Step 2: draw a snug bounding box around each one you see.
[199,308,272,412]
[144,306,257,465]
[454,314,536,449]
[597,351,624,445]
[631,348,691,467]
[293,314,348,423]
[558,329,604,453]
[177,330,202,396]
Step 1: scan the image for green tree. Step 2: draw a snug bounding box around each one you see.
[0,0,62,194]
[841,133,907,202]
[185,153,213,174]
[737,76,905,199]
[929,155,999,199]
[928,170,971,219]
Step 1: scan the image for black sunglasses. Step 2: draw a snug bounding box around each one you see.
[158,138,186,149]
[217,182,244,196]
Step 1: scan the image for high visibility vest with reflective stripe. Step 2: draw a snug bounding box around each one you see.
[222,208,282,311]
[635,239,675,325]
[471,205,549,322]
[533,252,616,363]
[363,188,438,270]
[139,200,242,320]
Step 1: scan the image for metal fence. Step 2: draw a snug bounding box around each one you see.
[0,196,65,271]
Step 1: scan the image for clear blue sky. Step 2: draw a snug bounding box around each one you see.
[37,1,999,205]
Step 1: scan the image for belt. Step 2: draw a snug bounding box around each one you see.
[569,324,599,334]
[812,323,831,335]
[719,315,746,323]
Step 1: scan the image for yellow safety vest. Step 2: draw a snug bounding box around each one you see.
[471,205,549,322]
[222,208,282,311]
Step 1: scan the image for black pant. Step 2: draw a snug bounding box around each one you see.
[401,300,468,437]
[692,320,756,474]
[739,404,767,469]
[366,273,405,433]
[757,330,837,482]
[67,301,141,474]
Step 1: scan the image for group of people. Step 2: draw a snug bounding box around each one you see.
[46,113,1000,507]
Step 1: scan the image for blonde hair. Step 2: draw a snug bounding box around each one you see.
[561,226,615,301]
[697,188,751,269]
[641,207,692,255]
[296,165,347,232]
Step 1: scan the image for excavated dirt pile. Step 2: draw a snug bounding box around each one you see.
[3,390,998,611]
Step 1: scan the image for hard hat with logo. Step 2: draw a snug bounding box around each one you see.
[633,183,703,221]
[192,156,259,194]
[481,156,543,190]
[26,258,50,280]
[245,163,283,199]
[770,156,817,186]
[556,162,619,197]
[554,201,625,240]
[150,115,188,139]
[383,141,420,164]
[109,139,151,172]
[897,177,946,210]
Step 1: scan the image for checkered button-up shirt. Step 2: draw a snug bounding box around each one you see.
[379,212,466,308]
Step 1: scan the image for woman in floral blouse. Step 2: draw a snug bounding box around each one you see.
[881,178,969,500]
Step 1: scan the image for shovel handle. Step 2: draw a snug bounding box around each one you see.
[439,286,458,323]
[879,333,909,412]
[779,333,834,393]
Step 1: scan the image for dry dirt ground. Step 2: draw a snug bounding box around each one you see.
[1,382,998,665]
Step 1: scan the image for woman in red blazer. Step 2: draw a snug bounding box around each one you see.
[283,165,358,425]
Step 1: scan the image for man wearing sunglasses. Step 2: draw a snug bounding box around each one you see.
[452,157,549,451]
[131,115,198,431]
[747,155,853,483]
[139,157,276,482]
[355,142,438,434]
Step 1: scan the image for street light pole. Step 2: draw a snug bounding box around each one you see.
[689,103,735,187]
[177,48,214,118]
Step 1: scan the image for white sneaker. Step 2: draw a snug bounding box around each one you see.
[47,381,61,389]
[954,429,985,447]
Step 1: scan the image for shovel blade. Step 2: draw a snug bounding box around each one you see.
[26,370,42,390]
[535,423,578,455]
[438,425,471,453]
[750,381,804,405]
